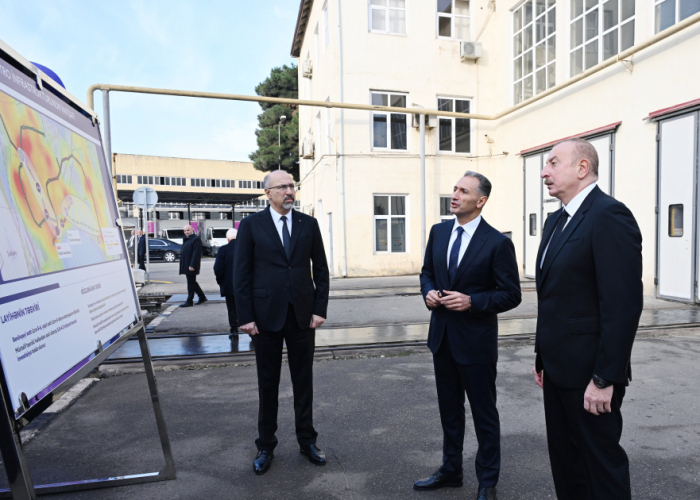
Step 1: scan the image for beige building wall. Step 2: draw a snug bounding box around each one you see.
[295,0,700,295]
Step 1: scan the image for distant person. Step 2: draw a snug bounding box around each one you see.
[179,225,207,307]
[127,230,136,265]
[533,138,643,499]
[137,230,146,271]
[415,171,521,500]
[235,170,329,475]
[213,228,238,339]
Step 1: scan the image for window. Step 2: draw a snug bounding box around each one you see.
[373,195,407,252]
[168,212,181,220]
[325,99,332,153]
[323,2,330,49]
[116,174,132,184]
[314,24,320,64]
[529,213,537,235]
[369,0,407,35]
[439,196,453,221]
[669,204,683,236]
[513,0,556,104]
[316,112,323,156]
[570,0,635,76]
[437,0,471,39]
[437,97,471,153]
[191,212,206,221]
[655,0,699,32]
[371,91,408,150]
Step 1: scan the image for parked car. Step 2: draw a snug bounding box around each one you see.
[147,238,181,262]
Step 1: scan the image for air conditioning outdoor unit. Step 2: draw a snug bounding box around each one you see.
[460,41,482,61]
[302,59,313,78]
[302,134,315,158]
[411,114,438,129]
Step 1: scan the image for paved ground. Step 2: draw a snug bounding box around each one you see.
[11,332,700,499]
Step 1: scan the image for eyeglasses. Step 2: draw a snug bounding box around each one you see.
[268,183,297,192]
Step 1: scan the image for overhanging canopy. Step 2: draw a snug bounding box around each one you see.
[117,190,263,205]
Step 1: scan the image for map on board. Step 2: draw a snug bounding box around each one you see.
[0,91,121,283]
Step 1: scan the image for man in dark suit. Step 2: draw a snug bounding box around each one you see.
[235,170,330,475]
[213,228,238,339]
[416,171,521,500]
[533,138,643,500]
[137,230,146,271]
[179,224,207,307]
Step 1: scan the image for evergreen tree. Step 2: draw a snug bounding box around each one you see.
[249,64,299,179]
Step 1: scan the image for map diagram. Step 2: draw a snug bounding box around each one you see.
[0,91,119,282]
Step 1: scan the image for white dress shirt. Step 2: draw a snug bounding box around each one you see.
[446,215,482,268]
[270,207,293,244]
[540,182,597,268]
[127,235,135,248]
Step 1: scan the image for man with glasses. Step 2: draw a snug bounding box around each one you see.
[235,170,329,475]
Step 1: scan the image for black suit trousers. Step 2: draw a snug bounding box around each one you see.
[138,254,146,271]
[543,372,630,500]
[433,333,500,487]
[251,304,317,451]
[224,295,238,334]
[185,274,205,304]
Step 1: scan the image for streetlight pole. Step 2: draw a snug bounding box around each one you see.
[278,115,287,170]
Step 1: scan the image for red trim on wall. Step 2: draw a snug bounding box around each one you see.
[518,122,622,156]
[644,98,700,121]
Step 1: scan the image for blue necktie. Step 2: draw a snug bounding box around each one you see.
[448,226,464,284]
[281,215,291,260]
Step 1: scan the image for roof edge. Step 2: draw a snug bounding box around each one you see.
[518,122,622,156]
[291,0,314,58]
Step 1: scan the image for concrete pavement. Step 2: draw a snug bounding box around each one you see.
[12,331,700,499]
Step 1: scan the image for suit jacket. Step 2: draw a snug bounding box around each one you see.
[420,218,522,365]
[137,236,146,257]
[179,234,203,276]
[213,240,236,296]
[234,207,330,332]
[535,186,643,389]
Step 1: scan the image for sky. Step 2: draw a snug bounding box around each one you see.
[0,0,299,162]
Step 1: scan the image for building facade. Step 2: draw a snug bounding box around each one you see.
[292,0,700,302]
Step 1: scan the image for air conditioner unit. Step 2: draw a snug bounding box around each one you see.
[460,41,482,61]
[302,134,315,158]
[411,114,438,129]
[302,59,313,78]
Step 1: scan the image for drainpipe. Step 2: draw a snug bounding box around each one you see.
[420,114,426,262]
[336,0,347,277]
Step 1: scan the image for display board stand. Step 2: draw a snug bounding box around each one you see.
[0,322,175,499]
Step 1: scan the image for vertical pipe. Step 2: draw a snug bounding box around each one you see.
[187,203,191,225]
[336,0,347,277]
[231,203,235,227]
[102,90,112,176]
[145,208,150,285]
[420,114,426,262]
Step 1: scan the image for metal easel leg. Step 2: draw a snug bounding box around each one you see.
[0,325,176,497]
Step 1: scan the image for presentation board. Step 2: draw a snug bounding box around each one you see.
[0,47,139,418]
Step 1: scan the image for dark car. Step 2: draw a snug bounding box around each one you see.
[147,238,181,262]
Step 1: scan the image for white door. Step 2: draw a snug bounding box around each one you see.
[657,113,696,301]
[589,134,613,195]
[524,155,542,277]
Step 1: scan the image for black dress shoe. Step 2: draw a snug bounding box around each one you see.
[253,450,273,475]
[413,470,463,490]
[475,486,498,500]
[300,443,326,466]
[180,302,193,308]
[196,297,208,305]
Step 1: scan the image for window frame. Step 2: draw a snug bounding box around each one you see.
[369,0,407,36]
[569,0,636,77]
[653,0,699,33]
[369,90,409,152]
[372,194,409,254]
[323,1,330,49]
[436,96,473,155]
[436,0,473,40]
[513,0,557,105]
[439,195,454,222]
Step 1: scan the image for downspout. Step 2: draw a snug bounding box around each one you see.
[336,0,348,277]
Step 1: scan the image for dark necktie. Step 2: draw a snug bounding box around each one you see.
[448,226,465,284]
[280,215,291,260]
[543,210,570,267]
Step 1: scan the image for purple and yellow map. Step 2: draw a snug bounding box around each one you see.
[0,91,119,282]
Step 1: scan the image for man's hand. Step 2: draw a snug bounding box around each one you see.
[532,365,544,389]
[309,315,325,329]
[189,266,195,271]
[440,290,472,311]
[425,290,441,308]
[583,379,613,415]
[240,322,259,336]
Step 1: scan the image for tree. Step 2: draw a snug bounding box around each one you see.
[249,64,299,179]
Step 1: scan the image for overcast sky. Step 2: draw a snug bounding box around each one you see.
[1,0,299,162]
